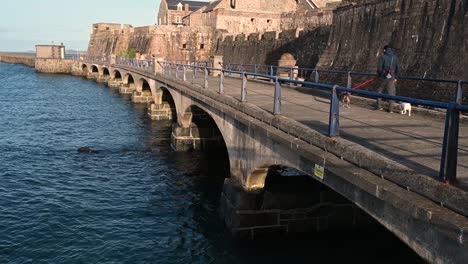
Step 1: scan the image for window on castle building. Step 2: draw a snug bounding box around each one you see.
[200,44,204,49]
[176,16,181,23]
[182,44,187,49]
[106,27,110,30]
[267,19,272,24]
[251,18,255,22]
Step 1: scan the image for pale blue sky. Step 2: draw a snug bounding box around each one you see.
[0,0,164,52]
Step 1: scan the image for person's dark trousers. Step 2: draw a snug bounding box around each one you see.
[376,77,396,112]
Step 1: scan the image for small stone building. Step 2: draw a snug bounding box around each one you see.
[36,45,65,59]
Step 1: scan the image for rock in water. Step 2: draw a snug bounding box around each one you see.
[78,147,93,153]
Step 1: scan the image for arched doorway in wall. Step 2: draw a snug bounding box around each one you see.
[81,64,88,76]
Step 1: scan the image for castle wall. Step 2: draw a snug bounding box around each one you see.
[213,27,331,68]
[317,0,468,102]
[87,24,213,62]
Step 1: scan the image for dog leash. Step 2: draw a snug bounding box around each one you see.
[352,77,376,89]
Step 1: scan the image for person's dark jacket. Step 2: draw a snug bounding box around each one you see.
[377,48,399,78]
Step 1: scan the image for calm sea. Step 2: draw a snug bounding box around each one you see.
[0,62,423,263]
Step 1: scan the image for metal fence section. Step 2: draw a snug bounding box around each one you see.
[161,61,468,185]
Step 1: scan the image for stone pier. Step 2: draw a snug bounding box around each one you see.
[119,84,135,94]
[148,103,173,120]
[108,80,122,88]
[220,175,373,239]
[131,91,153,103]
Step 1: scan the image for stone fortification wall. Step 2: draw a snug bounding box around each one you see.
[0,54,35,67]
[87,24,213,62]
[34,59,78,74]
[317,0,467,102]
[214,26,331,68]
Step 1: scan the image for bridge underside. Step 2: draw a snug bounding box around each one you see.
[80,62,468,263]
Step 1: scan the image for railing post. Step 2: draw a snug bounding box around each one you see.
[193,65,196,80]
[219,70,225,94]
[289,67,294,80]
[254,65,258,80]
[168,64,172,77]
[241,73,247,102]
[273,77,282,115]
[328,85,340,137]
[456,80,463,104]
[183,65,187,81]
[439,102,460,183]
[347,71,352,88]
[270,66,274,76]
[204,68,209,89]
[314,68,320,83]
[175,65,179,79]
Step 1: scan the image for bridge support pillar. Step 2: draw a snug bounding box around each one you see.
[220,177,373,239]
[148,103,174,120]
[96,76,110,83]
[108,80,122,88]
[86,73,98,80]
[170,123,224,152]
[131,91,153,104]
[119,84,136,94]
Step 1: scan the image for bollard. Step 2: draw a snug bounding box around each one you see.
[328,85,340,137]
[241,73,247,102]
[273,77,282,115]
[219,70,225,94]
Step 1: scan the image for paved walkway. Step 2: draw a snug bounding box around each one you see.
[178,70,468,190]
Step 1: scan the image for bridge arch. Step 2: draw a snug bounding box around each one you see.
[91,65,99,75]
[137,78,152,93]
[123,73,135,88]
[102,67,110,78]
[113,70,122,81]
[81,64,88,76]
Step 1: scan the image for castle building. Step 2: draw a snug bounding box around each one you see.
[157,0,209,25]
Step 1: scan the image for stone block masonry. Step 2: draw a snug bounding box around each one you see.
[0,54,35,67]
[317,0,468,102]
[35,59,79,74]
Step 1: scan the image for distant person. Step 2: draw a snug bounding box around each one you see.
[376,45,399,113]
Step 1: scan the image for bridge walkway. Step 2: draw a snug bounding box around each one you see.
[174,71,468,190]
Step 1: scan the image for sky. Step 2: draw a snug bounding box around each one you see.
[0,0,164,52]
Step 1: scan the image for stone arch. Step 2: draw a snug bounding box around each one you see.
[91,65,99,75]
[148,84,179,121]
[137,78,152,93]
[81,64,88,76]
[123,73,135,88]
[172,104,229,158]
[102,67,110,77]
[113,70,122,81]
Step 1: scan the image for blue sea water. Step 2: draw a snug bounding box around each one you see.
[0,63,423,263]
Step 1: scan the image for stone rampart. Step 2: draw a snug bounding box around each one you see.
[34,59,78,74]
[214,27,331,67]
[0,54,35,67]
[317,0,467,102]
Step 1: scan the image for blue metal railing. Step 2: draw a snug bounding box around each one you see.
[86,56,466,184]
[158,61,467,185]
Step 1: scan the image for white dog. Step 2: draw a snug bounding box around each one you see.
[399,103,412,116]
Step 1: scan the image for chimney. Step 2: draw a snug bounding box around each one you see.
[184,3,189,12]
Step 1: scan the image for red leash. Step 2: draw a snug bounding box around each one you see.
[352,77,376,89]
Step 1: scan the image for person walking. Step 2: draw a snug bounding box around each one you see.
[376,45,399,113]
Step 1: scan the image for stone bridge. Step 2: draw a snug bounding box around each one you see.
[80,60,468,263]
